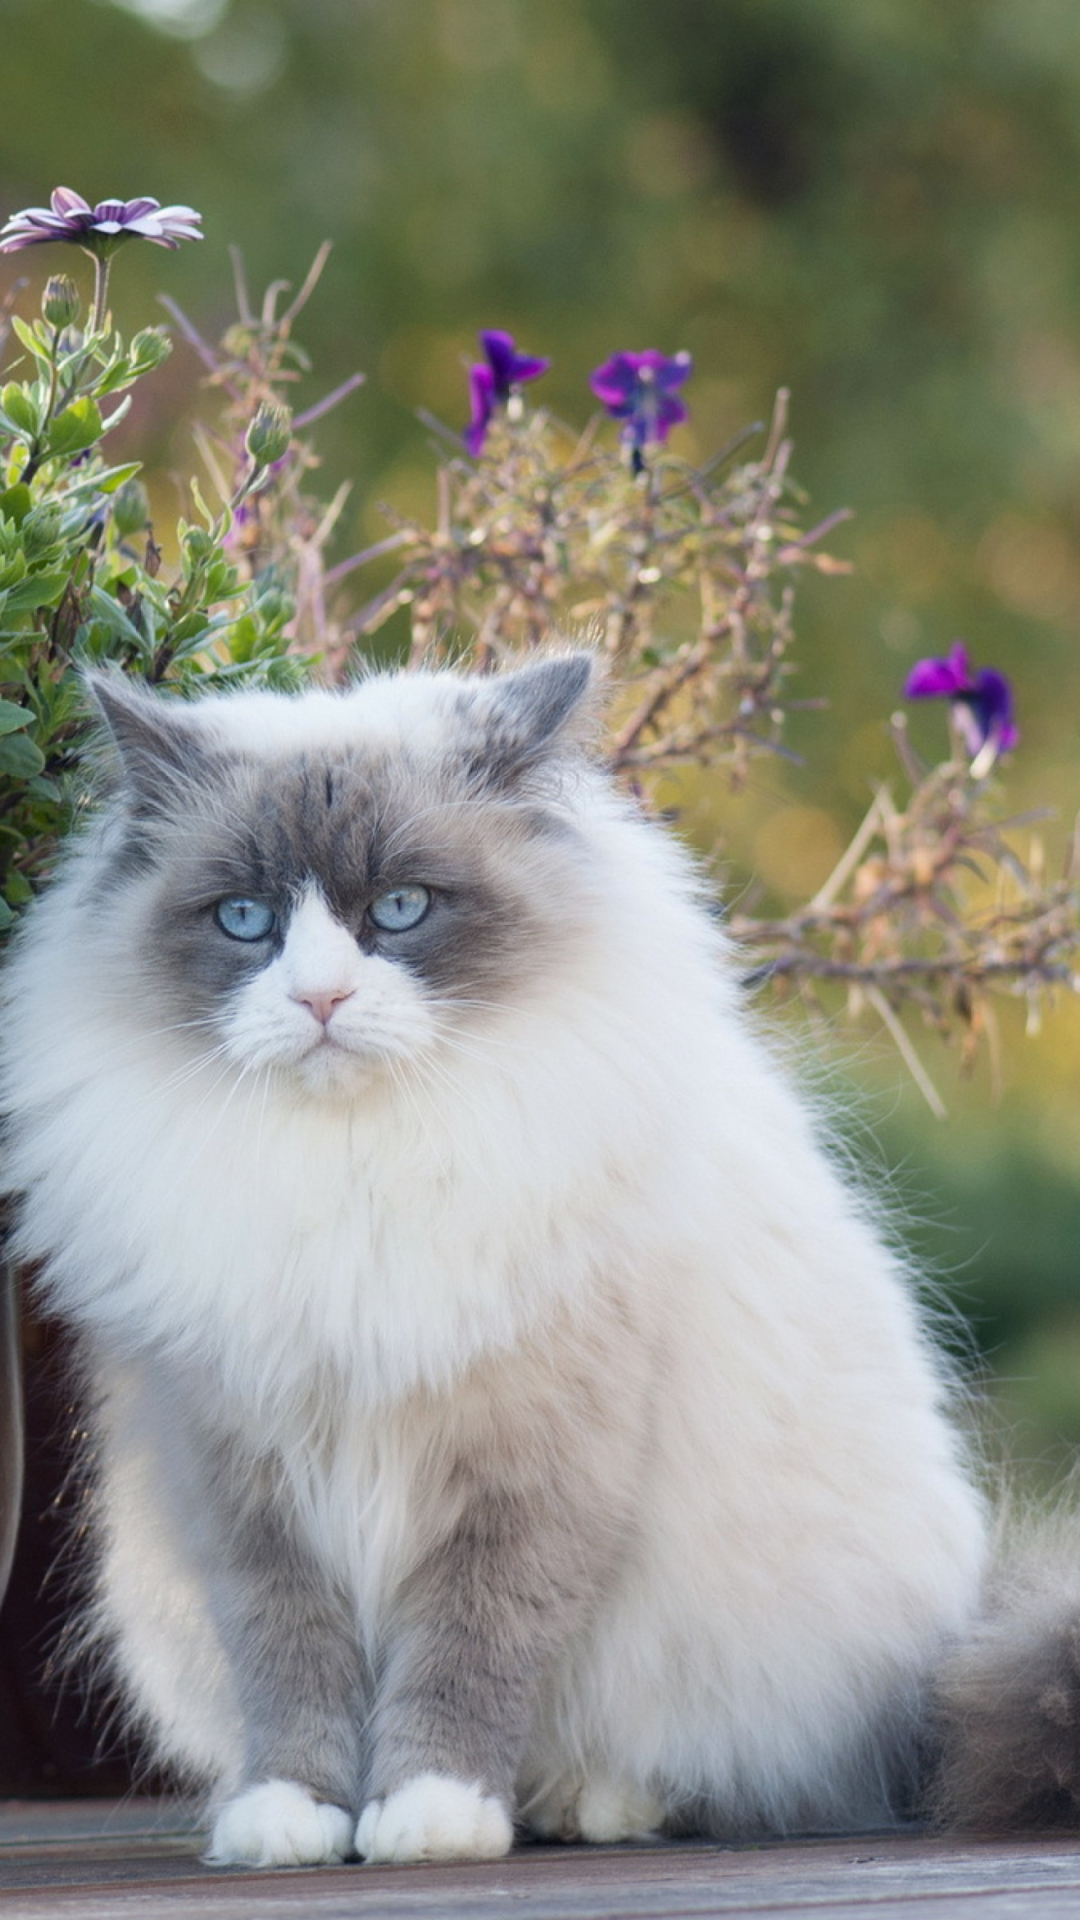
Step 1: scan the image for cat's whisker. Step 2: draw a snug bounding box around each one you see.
[192,1051,269,1145]
[120,1014,218,1040]
[144,1040,239,1104]
[232,1059,277,1210]
[424,1015,542,1067]
[428,1038,507,1083]
[428,1025,529,1076]
[252,1062,276,1189]
[399,1052,495,1180]
[91,1041,239,1140]
[384,1055,447,1171]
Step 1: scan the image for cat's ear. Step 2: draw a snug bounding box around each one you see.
[84,672,209,815]
[470,652,597,788]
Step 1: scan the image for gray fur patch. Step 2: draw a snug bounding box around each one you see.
[145,1371,368,1808]
[362,1297,659,1811]
[92,711,597,1038]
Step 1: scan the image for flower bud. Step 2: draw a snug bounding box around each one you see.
[245,401,291,470]
[256,587,294,631]
[130,327,172,373]
[112,478,150,540]
[182,526,215,565]
[42,275,80,329]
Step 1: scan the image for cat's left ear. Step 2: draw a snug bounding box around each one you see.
[471,652,597,787]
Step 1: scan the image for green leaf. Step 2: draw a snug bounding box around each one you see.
[101,549,139,585]
[0,484,33,528]
[169,612,212,647]
[26,774,61,804]
[3,571,70,612]
[189,478,218,530]
[9,316,52,369]
[204,561,241,600]
[0,730,45,777]
[0,698,31,735]
[62,460,142,500]
[46,397,104,459]
[94,462,142,496]
[85,582,146,647]
[4,872,33,906]
[0,383,39,438]
[0,897,16,933]
[228,614,258,663]
[100,394,133,436]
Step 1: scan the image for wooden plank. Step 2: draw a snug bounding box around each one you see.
[11,1872,1080,1920]
[0,1799,190,1845]
[7,1816,1080,1920]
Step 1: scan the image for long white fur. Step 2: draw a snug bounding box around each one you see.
[0,667,988,1845]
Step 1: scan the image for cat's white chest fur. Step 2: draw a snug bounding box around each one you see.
[6,935,666,1416]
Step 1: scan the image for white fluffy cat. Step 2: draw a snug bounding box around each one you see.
[0,654,993,1865]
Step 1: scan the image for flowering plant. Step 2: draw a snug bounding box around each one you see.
[464,330,549,456]
[0,191,304,925]
[590,348,693,472]
[0,186,1077,1104]
[905,642,1018,772]
[1,189,202,332]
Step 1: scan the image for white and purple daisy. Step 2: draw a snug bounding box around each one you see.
[0,189,203,257]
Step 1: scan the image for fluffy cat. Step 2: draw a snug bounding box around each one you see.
[0,654,992,1865]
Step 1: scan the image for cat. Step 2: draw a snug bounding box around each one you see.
[0,651,1013,1865]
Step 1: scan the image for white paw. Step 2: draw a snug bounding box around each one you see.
[207,1779,354,1867]
[355,1773,513,1863]
[576,1778,664,1843]
[528,1776,664,1843]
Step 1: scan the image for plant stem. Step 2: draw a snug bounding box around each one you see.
[91,253,112,335]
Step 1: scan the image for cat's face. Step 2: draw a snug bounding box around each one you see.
[87,657,597,1096]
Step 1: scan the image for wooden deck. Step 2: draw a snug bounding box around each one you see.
[4,1803,1080,1918]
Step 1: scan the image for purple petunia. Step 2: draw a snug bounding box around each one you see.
[590,348,692,471]
[464,329,550,456]
[904,641,1018,767]
[0,188,203,256]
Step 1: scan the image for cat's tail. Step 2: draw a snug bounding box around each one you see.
[930,1489,1080,1830]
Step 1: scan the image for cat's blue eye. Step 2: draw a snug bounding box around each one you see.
[369,884,432,932]
[215,897,276,942]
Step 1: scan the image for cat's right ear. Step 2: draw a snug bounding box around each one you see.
[467,652,599,790]
[84,672,208,816]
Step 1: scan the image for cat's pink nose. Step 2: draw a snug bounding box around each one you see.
[292,988,355,1027]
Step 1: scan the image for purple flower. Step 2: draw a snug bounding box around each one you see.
[464,329,549,456]
[590,349,692,471]
[0,188,203,257]
[905,642,1018,765]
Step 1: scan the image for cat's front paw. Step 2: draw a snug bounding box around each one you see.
[355,1774,513,1863]
[207,1779,354,1867]
[528,1776,665,1843]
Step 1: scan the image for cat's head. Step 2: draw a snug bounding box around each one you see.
[84,654,602,1096]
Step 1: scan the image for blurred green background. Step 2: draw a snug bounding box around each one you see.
[2,0,1080,1464]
